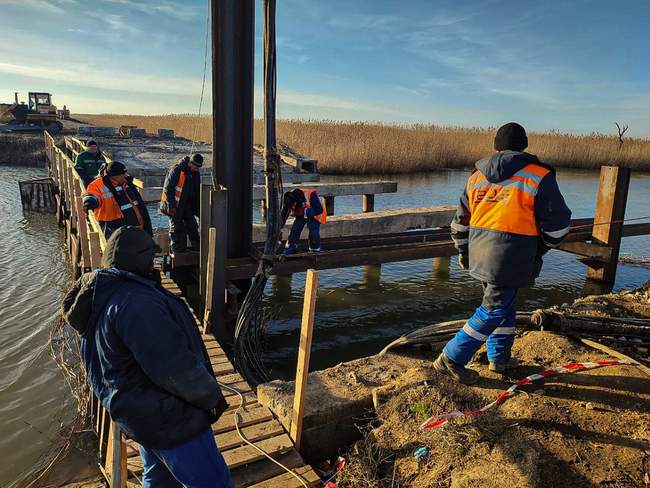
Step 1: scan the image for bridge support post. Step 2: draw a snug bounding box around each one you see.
[586,165,631,285]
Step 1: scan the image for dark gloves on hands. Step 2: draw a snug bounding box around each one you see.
[82,195,99,212]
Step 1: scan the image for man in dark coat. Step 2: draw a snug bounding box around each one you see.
[435,122,572,384]
[62,226,233,487]
[160,154,202,252]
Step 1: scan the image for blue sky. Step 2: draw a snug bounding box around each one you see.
[1,0,648,135]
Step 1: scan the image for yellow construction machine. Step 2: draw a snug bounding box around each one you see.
[0,92,63,132]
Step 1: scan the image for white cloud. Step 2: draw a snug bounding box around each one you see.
[103,0,200,21]
[3,0,72,14]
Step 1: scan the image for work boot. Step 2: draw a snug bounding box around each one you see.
[309,247,321,253]
[283,244,298,256]
[489,357,519,373]
[433,352,479,385]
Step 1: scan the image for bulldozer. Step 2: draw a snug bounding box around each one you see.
[0,92,63,132]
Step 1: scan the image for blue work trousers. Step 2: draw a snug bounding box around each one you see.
[139,428,234,488]
[288,216,321,250]
[444,283,518,365]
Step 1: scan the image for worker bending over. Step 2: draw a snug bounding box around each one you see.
[83,161,152,239]
[281,188,326,255]
[74,139,106,186]
[160,154,202,252]
[63,227,233,488]
[435,122,572,383]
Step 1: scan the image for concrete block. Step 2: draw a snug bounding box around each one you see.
[158,128,175,138]
[127,128,147,137]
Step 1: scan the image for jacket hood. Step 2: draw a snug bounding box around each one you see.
[62,268,159,335]
[102,226,155,277]
[475,150,541,183]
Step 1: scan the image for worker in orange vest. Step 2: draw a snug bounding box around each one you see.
[435,123,572,384]
[83,161,152,239]
[160,154,203,252]
[281,188,326,255]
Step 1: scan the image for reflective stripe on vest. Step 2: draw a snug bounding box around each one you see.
[291,189,327,224]
[160,166,186,205]
[466,163,550,237]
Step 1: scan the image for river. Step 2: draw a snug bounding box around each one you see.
[1,165,649,485]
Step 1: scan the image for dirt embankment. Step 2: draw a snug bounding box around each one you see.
[0,133,46,166]
[337,285,650,488]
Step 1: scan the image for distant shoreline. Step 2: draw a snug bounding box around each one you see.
[76,114,650,175]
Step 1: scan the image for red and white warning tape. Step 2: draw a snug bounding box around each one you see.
[419,359,636,430]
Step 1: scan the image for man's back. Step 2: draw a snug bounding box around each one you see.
[64,267,224,449]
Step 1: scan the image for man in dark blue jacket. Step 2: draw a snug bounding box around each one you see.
[63,226,233,487]
[435,123,572,384]
[160,154,203,252]
[281,188,326,255]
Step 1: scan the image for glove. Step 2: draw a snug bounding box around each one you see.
[82,195,99,212]
[458,253,469,270]
[167,207,176,217]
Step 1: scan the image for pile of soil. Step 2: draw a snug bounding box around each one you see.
[561,281,650,320]
[338,331,649,488]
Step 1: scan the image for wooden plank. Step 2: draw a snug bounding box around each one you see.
[211,187,228,334]
[586,166,631,283]
[290,269,318,450]
[212,405,274,434]
[557,241,614,261]
[249,465,321,487]
[75,195,92,270]
[88,232,103,269]
[229,451,308,487]
[203,227,217,333]
[222,433,294,469]
[199,183,212,305]
[216,419,284,451]
[221,381,253,398]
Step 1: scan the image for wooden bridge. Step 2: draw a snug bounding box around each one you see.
[42,132,320,487]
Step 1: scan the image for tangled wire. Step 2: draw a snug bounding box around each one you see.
[233,0,287,387]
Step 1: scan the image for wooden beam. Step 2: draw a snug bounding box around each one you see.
[210,187,228,336]
[324,195,335,216]
[88,232,103,269]
[290,269,318,451]
[586,166,631,283]
[203,227,217,334]
[199,183,212,305]
[252,181,397,200]
[362,193,375,213]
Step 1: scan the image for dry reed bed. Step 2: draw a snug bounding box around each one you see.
[76,114,650,174]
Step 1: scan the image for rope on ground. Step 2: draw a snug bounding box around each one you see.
[419,359,637,430]
[218,382,310,488]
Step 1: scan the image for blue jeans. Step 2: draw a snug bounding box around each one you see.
[139,428,234,488]
[288,216,321,250]
[443,283,518,365]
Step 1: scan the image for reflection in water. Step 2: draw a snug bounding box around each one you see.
[261,170,650,379]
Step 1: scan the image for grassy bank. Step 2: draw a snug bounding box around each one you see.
[77,114,650,174]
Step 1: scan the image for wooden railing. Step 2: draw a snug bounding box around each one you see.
[44,131,127,487]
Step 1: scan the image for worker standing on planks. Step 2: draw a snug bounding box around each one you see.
[435,122,572,383]
[160,154,202,253]
[281,188,327,255]
[62,226,233,488]
[83,161,153,239]
[74,139,106,186]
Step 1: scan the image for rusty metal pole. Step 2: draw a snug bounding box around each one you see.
[586,165,631,284]
[210,0,254,258]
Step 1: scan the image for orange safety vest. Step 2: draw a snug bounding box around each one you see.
[291,189,327,224]
[466,163,550,236]
[86,176,145,228]
[161,169,186,207]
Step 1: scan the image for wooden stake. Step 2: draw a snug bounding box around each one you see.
[203,227,217,334]
[290,269,318,451]
[586,166,631,283]
[362,193,375,213]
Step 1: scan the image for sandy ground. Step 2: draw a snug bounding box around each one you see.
[335,285,650,488]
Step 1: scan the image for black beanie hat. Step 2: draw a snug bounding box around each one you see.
[87,139,98,147]
[191,153,204,167]
[494,122,528,151]
[106,161,128,176]
[102,226,155,277]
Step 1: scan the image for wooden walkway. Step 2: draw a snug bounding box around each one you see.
[42,132,320,487]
